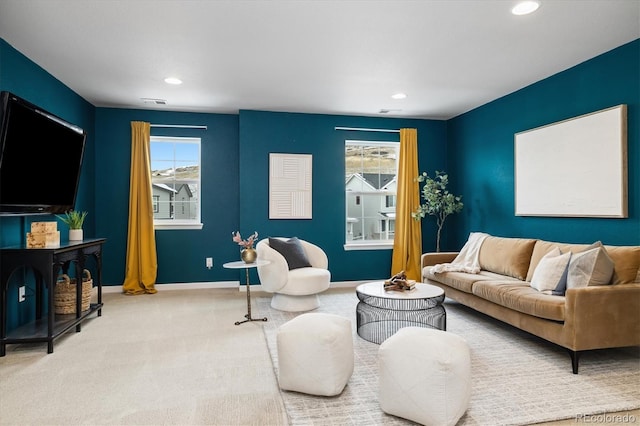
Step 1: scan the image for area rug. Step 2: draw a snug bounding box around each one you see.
[255,289,640,426]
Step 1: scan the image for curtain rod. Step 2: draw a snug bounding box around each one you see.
[334,126,400,133]
[150,124,208,130]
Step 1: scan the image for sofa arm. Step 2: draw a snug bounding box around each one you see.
[565,283,640,350]
[421,252,458,268]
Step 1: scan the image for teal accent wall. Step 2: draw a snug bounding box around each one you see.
[0,39,96,331]
[94,108,240,286]
[237,110,447,282]
[446,39,639,248]
[1,34,638,334]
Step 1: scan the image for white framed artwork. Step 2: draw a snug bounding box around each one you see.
[269,153,312,219]
[514,104,627,218]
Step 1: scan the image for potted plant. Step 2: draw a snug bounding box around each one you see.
[57,210,88,241]
[412,171,463,252]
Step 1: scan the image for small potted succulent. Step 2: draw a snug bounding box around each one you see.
[57,210,88,241]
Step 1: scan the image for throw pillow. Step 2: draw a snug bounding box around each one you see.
[268,237,312,270]
[530,247,571,295]
[566,245,615,289]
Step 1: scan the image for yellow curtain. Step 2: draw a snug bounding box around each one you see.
[391,128,422,281]
[122,121,158,295]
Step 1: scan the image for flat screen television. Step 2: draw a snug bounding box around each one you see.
[0,91,87,215]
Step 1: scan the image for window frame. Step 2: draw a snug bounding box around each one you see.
[344,139,399,251]
[150,136,203,230]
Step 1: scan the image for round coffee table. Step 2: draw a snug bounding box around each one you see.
[356,281,446,344]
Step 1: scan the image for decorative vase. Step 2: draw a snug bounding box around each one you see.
[69,229,83,241]
[241,247,257,264]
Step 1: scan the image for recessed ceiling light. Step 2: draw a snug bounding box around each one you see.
[164,77,182,85]
[512,1,540,15]
[391,93,407,100]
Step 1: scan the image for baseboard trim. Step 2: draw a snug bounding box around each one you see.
[102,280,365,294]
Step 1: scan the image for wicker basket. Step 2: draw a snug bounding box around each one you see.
[54,270,93,314]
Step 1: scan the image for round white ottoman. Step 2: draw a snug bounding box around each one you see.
[277,312,354,396]
[378,327,471,426]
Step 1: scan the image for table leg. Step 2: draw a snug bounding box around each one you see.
[235,267,268,325]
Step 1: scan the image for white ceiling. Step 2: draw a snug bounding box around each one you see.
[0,0,638,120]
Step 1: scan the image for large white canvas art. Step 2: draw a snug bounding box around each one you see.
[515,105,627,218]
[269,153,312,219]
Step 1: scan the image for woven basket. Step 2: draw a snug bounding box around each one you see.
[55,270,93,314]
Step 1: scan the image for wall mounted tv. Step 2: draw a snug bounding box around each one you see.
[0,91,87,215]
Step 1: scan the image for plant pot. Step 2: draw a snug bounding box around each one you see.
[69,229,83,241]
[241,248,257,264]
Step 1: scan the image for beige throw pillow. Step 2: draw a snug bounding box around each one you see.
[530,248,571,294]
[566,246,615,289]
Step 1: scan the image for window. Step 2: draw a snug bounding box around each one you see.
[150,136,202,230]
[345,140,399,249]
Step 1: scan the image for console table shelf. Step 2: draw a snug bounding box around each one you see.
[0,238,106,356]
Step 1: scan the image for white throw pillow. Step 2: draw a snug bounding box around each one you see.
[530,248,571,294]
[566,246,615,289]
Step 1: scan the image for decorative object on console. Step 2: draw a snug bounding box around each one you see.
[56,210,87,241]
[383,270,415,291]
[232,230,259,264]
[412,170,463,252]
[26,221,60,248]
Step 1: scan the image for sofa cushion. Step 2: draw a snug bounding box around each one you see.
[603,245,640,284]
[530,248,571,294]
[566,246,614,289]
[424,268,520,294]
[472,281,566,321]
[527,240,639,284]
[478,236,537,280]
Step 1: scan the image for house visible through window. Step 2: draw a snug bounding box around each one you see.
[150,136,202,229]
[345,140,399,248]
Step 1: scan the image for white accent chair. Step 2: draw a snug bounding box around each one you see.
[256,237,331,312]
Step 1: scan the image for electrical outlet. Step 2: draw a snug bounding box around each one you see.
[206,257,213,269]
[18,286,26,302]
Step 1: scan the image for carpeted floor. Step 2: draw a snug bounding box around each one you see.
[1,287,638,426]
[255,288,640,426]
[0,288,288,426]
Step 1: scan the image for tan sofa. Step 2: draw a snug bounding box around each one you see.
[421,235,640,374]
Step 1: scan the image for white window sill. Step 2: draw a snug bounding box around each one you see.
[344,242,393,251]
[154,222,204,230]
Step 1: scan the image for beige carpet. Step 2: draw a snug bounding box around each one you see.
[0,289,287,425]
[255,288,640,426]
[2,287,638,426]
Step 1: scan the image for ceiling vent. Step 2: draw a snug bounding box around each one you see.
[141,98,167,105]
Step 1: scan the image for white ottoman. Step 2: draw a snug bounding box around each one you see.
[277,312,354,396]
[378,327,471,426]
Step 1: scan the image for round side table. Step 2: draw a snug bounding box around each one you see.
[223,259,270,325]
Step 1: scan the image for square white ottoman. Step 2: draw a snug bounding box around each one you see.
[277,312,354,396]
[378,327,471,426]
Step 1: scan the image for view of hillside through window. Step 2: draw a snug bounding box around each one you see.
[345,141,399,245]
[150,137,201,224]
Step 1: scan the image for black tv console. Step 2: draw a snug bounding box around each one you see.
[0,238,106,356]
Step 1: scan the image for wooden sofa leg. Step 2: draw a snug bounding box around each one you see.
[568,350,581,374]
